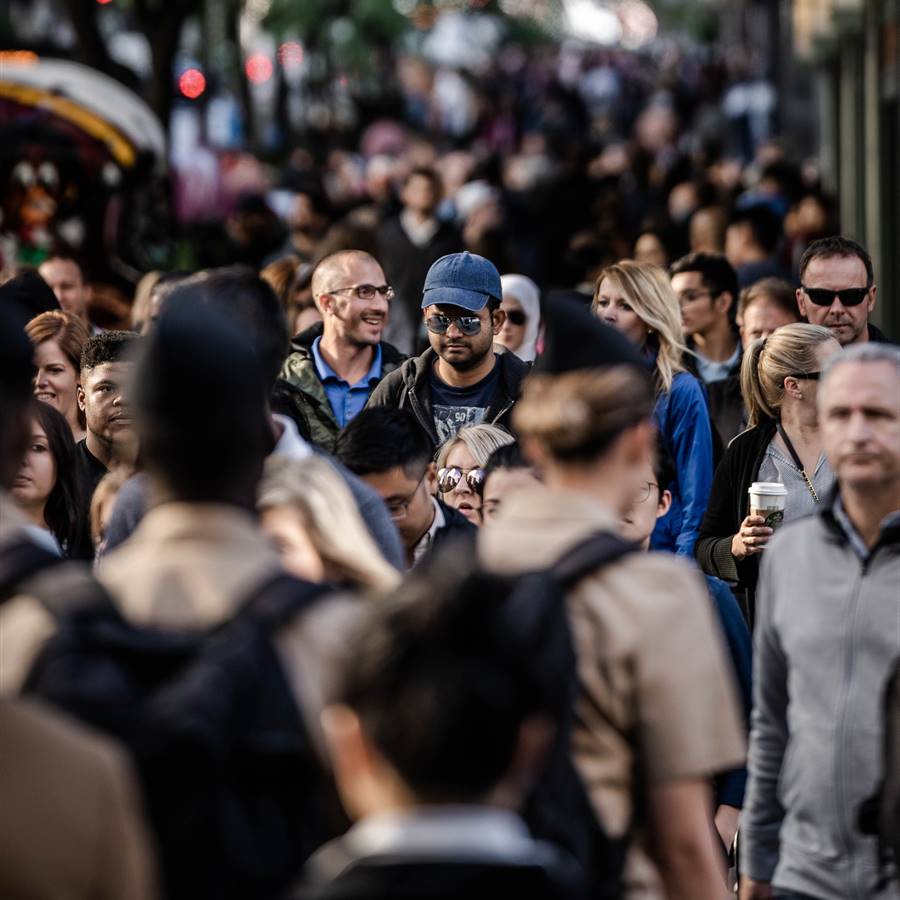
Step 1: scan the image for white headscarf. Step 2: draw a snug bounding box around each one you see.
[499,274,541,362]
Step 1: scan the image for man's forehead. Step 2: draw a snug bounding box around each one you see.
[804,254,868,286]
[84,360,131,381]
[823,362,900,406]
[670,270,705,288]
[41,258,83,280]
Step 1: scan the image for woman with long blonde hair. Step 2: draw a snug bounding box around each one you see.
[258,455,401,592]
[592,260,714,557]
[696,323,840,622]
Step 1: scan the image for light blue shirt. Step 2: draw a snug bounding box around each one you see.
[695,341,742,384]
[311,337,382,429]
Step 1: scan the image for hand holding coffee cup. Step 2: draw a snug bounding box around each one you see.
[731,483,787,560]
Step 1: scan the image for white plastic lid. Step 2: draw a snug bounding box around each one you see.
[748,481,787,496]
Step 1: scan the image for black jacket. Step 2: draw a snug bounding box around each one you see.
[366,348,531,447]
[695,420,776,615]
[684,342,746,448]
[427,500,477,559]
[868,323,898,344]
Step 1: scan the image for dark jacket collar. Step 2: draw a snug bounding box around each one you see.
[818,483,900,550]
[867,323,898,345]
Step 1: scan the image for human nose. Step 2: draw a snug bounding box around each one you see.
[35,367,49,387]
[445,319,463,338]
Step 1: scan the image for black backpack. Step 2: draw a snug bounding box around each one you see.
[860,655,900,889]
[12,539,340,900]
[504,531,638,900]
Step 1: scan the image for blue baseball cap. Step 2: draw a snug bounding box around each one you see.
[421,252,502,312]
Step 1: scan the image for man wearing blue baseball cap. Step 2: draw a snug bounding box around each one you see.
[367,252,530,445]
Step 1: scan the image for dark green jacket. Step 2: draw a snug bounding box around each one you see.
[275,323,406,452]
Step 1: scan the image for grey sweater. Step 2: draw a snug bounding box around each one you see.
[741,490,900,900]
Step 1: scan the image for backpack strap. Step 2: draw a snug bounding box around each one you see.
[551,531,639,587]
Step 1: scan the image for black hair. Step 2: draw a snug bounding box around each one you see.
[652,432,676,492]
[80,330,141,371]
[728,204,783,255]
[165,266,289,391]
[29,401,78,554]
[336,407,434,479]
[404,166,443,196]
[337,560,546,802]
[799,235,874,287]
[484,442,529,483]
[669,251,740,326]
[487,296,502,312]
[0,305,36,489]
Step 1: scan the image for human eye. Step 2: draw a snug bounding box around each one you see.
[356,284,376,300]
[596,297,609,308]
[621,302,633,312]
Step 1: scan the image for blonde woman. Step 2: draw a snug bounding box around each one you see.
[258,455,400,591]
[696,323,841,622]
[592,260,714,557]
[434,423,515,525]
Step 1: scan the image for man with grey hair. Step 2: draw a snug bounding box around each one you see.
[741,343,900,900]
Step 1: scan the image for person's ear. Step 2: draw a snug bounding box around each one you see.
[489,714,555,810]
[796,288,808,319]
[76,382,86,413]
[320,705,380,822]
[868,284,877,313]
[315,291,334,316]
[491,307,506,335]
[424,460,438,496]
[656,488,673,520]
[717,291,734,316]
[783,375,803,401]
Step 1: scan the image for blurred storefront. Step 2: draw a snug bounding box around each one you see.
[793,0,899,336]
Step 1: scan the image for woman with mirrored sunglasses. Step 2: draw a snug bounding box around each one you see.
[434,423,515,525]
[696,323,841,624]
[497,274,541,362]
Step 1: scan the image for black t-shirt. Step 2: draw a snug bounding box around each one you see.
[70,439,108,560]
[429,359,500,444]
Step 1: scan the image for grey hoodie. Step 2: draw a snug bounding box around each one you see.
[741,489,900,900]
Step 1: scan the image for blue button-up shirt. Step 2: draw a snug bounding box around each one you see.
[311,337,383,429]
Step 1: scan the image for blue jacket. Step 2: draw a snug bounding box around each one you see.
[650,371,715,557]
[706,574,752,809]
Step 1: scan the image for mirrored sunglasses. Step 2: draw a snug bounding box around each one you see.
[437,466,485,494]
[426,315,483,336]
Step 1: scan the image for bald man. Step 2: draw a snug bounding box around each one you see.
[278,250,407,451]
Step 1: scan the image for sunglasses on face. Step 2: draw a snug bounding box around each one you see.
[505,310,527,326]
[801,285,871,307]
[437,466,485,494]
[426,315,483,336]
[787,371,822,381]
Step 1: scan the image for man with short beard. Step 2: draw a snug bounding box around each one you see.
[279,250,406,452]
[70,330,140,558]
[368,252,530,446]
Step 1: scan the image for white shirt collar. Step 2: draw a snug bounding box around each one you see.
[412,497,445,564]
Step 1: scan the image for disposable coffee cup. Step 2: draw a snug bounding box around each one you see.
[748,482,787,530]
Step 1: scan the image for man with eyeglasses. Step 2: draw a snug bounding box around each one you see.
[336,407,475,569]
[367,252,530,446]
[279,250,407,452]
[796,235,895,347]
[670,252,745,445]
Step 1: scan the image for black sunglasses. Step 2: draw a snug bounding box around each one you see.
[426,315,482,336]
[800,285,871,307]
[437,466,485,494]
[505,309,527,326]
[787,372,822,380]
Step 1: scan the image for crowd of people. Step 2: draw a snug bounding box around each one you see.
[1,157,898,900]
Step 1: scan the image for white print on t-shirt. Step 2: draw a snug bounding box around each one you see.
[433,405,487,443]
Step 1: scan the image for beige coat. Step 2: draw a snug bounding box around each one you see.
[0,698,158,900]
[479,486,746,898]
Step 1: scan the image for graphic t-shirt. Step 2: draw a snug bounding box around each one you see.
[430,360,499,443]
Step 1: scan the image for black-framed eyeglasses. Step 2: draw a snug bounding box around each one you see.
[800,285,871,307]
[426,315,483,336]
[327,283,395,302]
[385,470,427,520]
[787,371,822,381]
[634,481,659,504]
[437,466,485,494]
[505,309,527,326]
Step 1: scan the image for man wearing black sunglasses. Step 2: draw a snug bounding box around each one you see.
[368,252,530,446]
[796,236,895,347]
